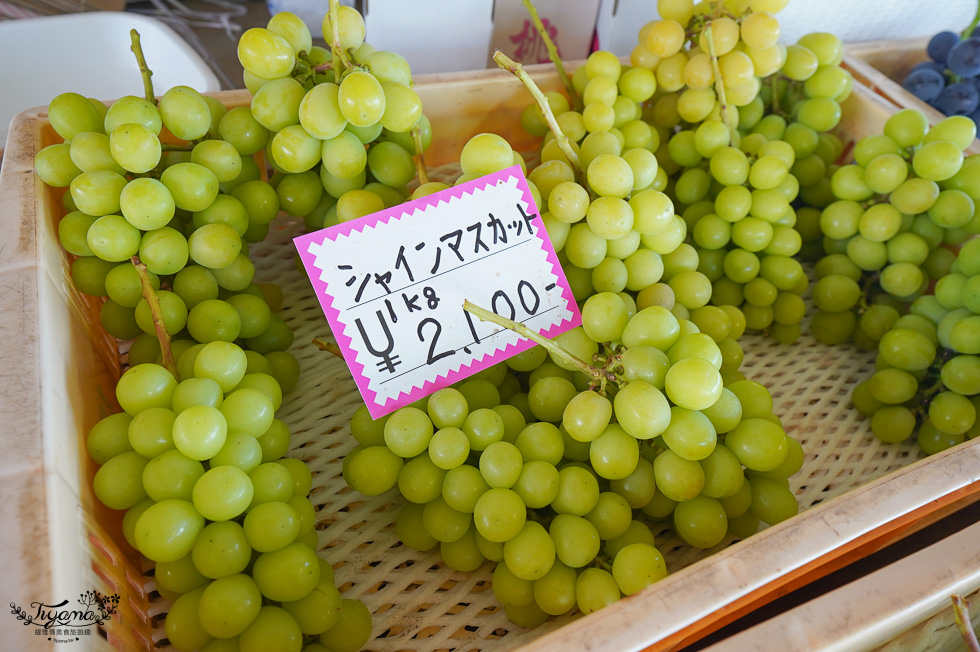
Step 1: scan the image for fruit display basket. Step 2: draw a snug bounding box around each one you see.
[3,62,980,652]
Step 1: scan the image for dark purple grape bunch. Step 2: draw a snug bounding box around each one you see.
[903,30,980,122]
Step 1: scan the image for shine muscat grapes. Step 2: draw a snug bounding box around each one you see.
[809,109,980,348]
[236,2,431,232]
[34,7,385,651]
[622,0,854,344]
[343,291,801,626]
[852,238,980,454]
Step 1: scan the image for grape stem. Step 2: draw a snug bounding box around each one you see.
[462,300,602,385]
[312,337,346,360]
[963,0,980,39]
[953,595,980,652]
[129,30,156,104]
[492,50,586,184]
[522,0,581,110]
[768,75,782,116]
[328,0,355,73]
[704,23,733,146]
[411,125,430,185]
[130,256,177,378]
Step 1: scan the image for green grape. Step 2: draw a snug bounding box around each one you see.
[878,328,937,371]
[589,424,640,480]
[870,406,916,444]
[219,106,270,156]
[918,421,966,455]
[440,527,485,572]
[653,448,704,501]
[251,76,305,132]
[134,498,204,562]
[343,445,403,495]
[86,412,134,465]
[237,27,296,78]
[187,298,243,343]
[364,49,412,85]
[890,177,940,215]
[513,460,560,509]
[398,454,447,503]
[379,80,422,133]
[34,142,82,188]
[192,520,251,580]
[116,363,177,415]
[533,560,577,616]
[228,181,277,229]
[611,542,668,595]
[161,162,219,212]
[251,541,320,603]
[562,391,613,442]
[513,422,564,466]
[725,418,789,472]
[70,169,128,217]
[396,502,438,552]
[192,465,253,521]
[661,406,717,461]
[104,95,162,136]
[270,124,322,173]
[929,391,976,435]
[664,357,723,410]
[575,567,621,614]
[158,86,211,142]
[749,476,799,525]
[613,380,671,439]
[240,606,303,652]
[942,355,980,396]
[673,495,728,548]
[47,91,105,140]
[503,520,556,581]
[189,140,241,183]
[869,367,919,404]
[320,2,366,48]
[493,561,534,607]
[549,513,600,568]
[699,443,745,498]
[581,490,632,540]
[165,587,213,651]
[912,140,963,182]
[812,274,860,312]
[91,450,148,510]
[473,487,527,543]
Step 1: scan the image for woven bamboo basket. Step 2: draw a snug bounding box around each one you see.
[2,62,980,652]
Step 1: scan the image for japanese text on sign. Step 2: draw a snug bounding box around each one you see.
[294,165,581,418]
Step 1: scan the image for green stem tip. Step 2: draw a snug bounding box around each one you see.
[462,300,597,379]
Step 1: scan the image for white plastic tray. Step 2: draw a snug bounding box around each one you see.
[0,11,221,148]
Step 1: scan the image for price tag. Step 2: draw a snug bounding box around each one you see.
[294,165,582,418]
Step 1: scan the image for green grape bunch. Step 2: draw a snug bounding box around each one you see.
[342,286,801,627]
[236,1,432,234]
[810,109,980,349]
[852,238,980,453]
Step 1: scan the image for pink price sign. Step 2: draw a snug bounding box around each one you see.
[294,165,582,419]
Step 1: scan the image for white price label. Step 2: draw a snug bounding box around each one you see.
[294,165,581,418]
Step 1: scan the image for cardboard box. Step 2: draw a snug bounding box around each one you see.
[488,0,601,67]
